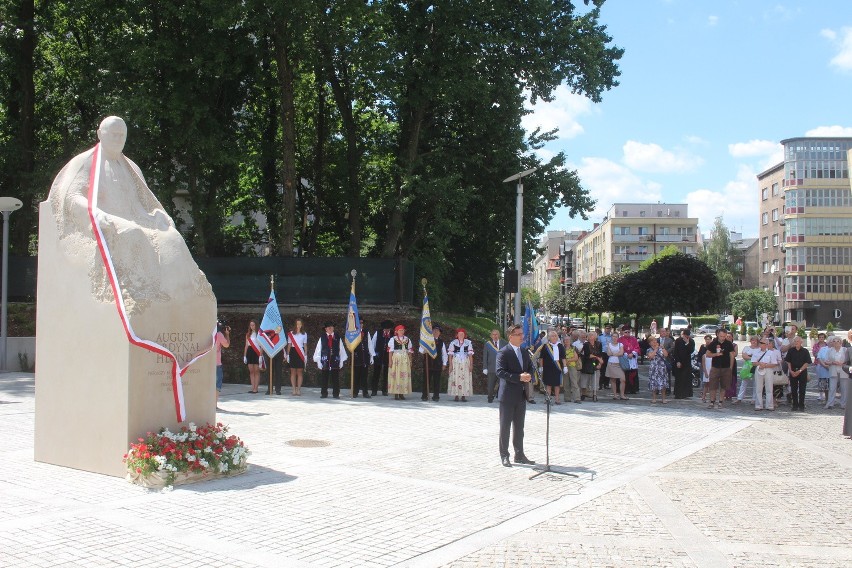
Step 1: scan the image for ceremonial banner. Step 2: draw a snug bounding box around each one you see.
[521,300,540,350]
[344,282,362,352]
[87,142,212,423]
[419,291,437,358]
[258,290,286,357]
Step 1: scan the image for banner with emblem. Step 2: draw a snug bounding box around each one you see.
[419,289,437,358]
[258,290,286,357]
[344,281,362,352]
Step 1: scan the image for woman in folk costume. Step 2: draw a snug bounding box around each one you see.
[387,324,414,400]
[448,329,474,401]
[242,319,264,394]
[541,330,567,404]
[286,318,308,396]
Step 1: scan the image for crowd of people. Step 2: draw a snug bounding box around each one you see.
[214,317,852,439]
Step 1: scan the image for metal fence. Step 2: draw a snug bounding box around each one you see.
[7,256,415,304]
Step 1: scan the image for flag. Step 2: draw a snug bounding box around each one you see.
[258,290,286,357]
[344,281,362,352]
[419,291,437,358]
[522,300,541,350]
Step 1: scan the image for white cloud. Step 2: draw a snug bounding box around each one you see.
[521,85,593,139]
[686,165,759,237]
[822,26,852,71]
[766,5,798,22]
[805,125,852,137]
[708,15,719,27]
[574,157,663,219]
[622,140,703,173]
[684,135,709,145]
[728,139,780,158]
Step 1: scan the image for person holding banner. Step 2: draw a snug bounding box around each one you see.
[243,320,263,394]
[388,324,414,400]
[370,320,394,396]
[419,325,447,401]
[448,329,474,402]
[313,322,348,398]
[352,317,373,398]
[286,318,307,396]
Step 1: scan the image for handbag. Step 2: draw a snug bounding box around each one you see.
[618,354,630,371]
[738,361,753,379]
[772,370,788,386]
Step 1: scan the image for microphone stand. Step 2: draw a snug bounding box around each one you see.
[529,387,578,480]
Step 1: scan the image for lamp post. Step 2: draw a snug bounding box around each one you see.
[503,167,538,324]
[0,197,22,371]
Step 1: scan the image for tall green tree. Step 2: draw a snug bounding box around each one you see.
[729,288,777,322]
[699,216,737,309]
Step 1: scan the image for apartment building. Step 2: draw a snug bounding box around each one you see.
[529,230,566,297]
[558,230,587,294]
[573,204,700,284]
[772,137,852,327]
[757,162,786,320]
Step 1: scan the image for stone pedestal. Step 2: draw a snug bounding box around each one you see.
[35,201,216,477]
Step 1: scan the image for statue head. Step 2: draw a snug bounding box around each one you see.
[97,116,127,159]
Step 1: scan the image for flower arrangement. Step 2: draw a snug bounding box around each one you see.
[124,422,250,488]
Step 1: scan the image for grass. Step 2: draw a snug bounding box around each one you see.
[432,313,501,341]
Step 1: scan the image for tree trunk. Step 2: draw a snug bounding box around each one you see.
[307,61,328,257]
[274,33,297,256]
[9,0,36,254]
[381,103,426,258]
[323,49,361,257]
[259,48,280,255]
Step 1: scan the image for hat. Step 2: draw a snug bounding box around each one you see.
[323,321,334,328]
[456,328,467,336]
[394,324,406,333]
[381,320,394,329]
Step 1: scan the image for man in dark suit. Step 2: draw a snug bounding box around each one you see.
[370,320,393,396]
[496,324,536,467]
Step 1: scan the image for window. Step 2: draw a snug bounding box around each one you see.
[762,237,769,249]
[762,261,769,273]
[637,227,649,235]
[657,210,663,217]
[762,212,769,225]
[614,226,630,235]
[659,227,670,235]
[639,210,645,217]
[771,259,779,272]
[772,234,779,246]
[762,188,769,200]
[622,210,628,217]
[772,183,779,196]
[772,209,779,221]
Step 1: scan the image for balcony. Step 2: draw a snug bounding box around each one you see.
[655,234,696,243]
[611,234,641,242]
[613,252,650,261]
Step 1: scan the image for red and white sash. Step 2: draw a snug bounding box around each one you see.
[287,331,305,363]
[247,333,266,370]
[86,143,213,422]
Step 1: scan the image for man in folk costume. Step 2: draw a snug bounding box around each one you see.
[482,329,508,403]
[313,322,348,399]
[419,325,448,401]
[370,320,394,396]
[352,317,373,398]
[541,330,568,404]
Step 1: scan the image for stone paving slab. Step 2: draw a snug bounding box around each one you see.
[1,371,850,567]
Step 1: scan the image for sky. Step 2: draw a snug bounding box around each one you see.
[530,0,852,239]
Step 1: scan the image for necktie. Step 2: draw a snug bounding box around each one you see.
[515,347,523,368]
[328,334,333,348]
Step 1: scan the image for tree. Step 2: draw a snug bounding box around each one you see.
[639,244,680,270]
[699,216,737,309]
[640,253,720,318]
[729,288,777,322]
[521,286,542,310]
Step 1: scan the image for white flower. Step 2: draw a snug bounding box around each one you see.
[160,485,174,493]
[186,454,197,462]
[198,458,209,469]
[188,422,197,433]
[154,455,167,470]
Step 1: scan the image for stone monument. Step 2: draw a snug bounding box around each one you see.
[35,116,217,477]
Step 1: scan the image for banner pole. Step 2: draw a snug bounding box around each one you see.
[350,353,355,398]
[425,353,430,400]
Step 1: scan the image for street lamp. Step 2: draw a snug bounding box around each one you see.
[0,196,22,371]
[503,167,538,324]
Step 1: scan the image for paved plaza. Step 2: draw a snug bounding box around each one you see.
[1,370,850,568]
